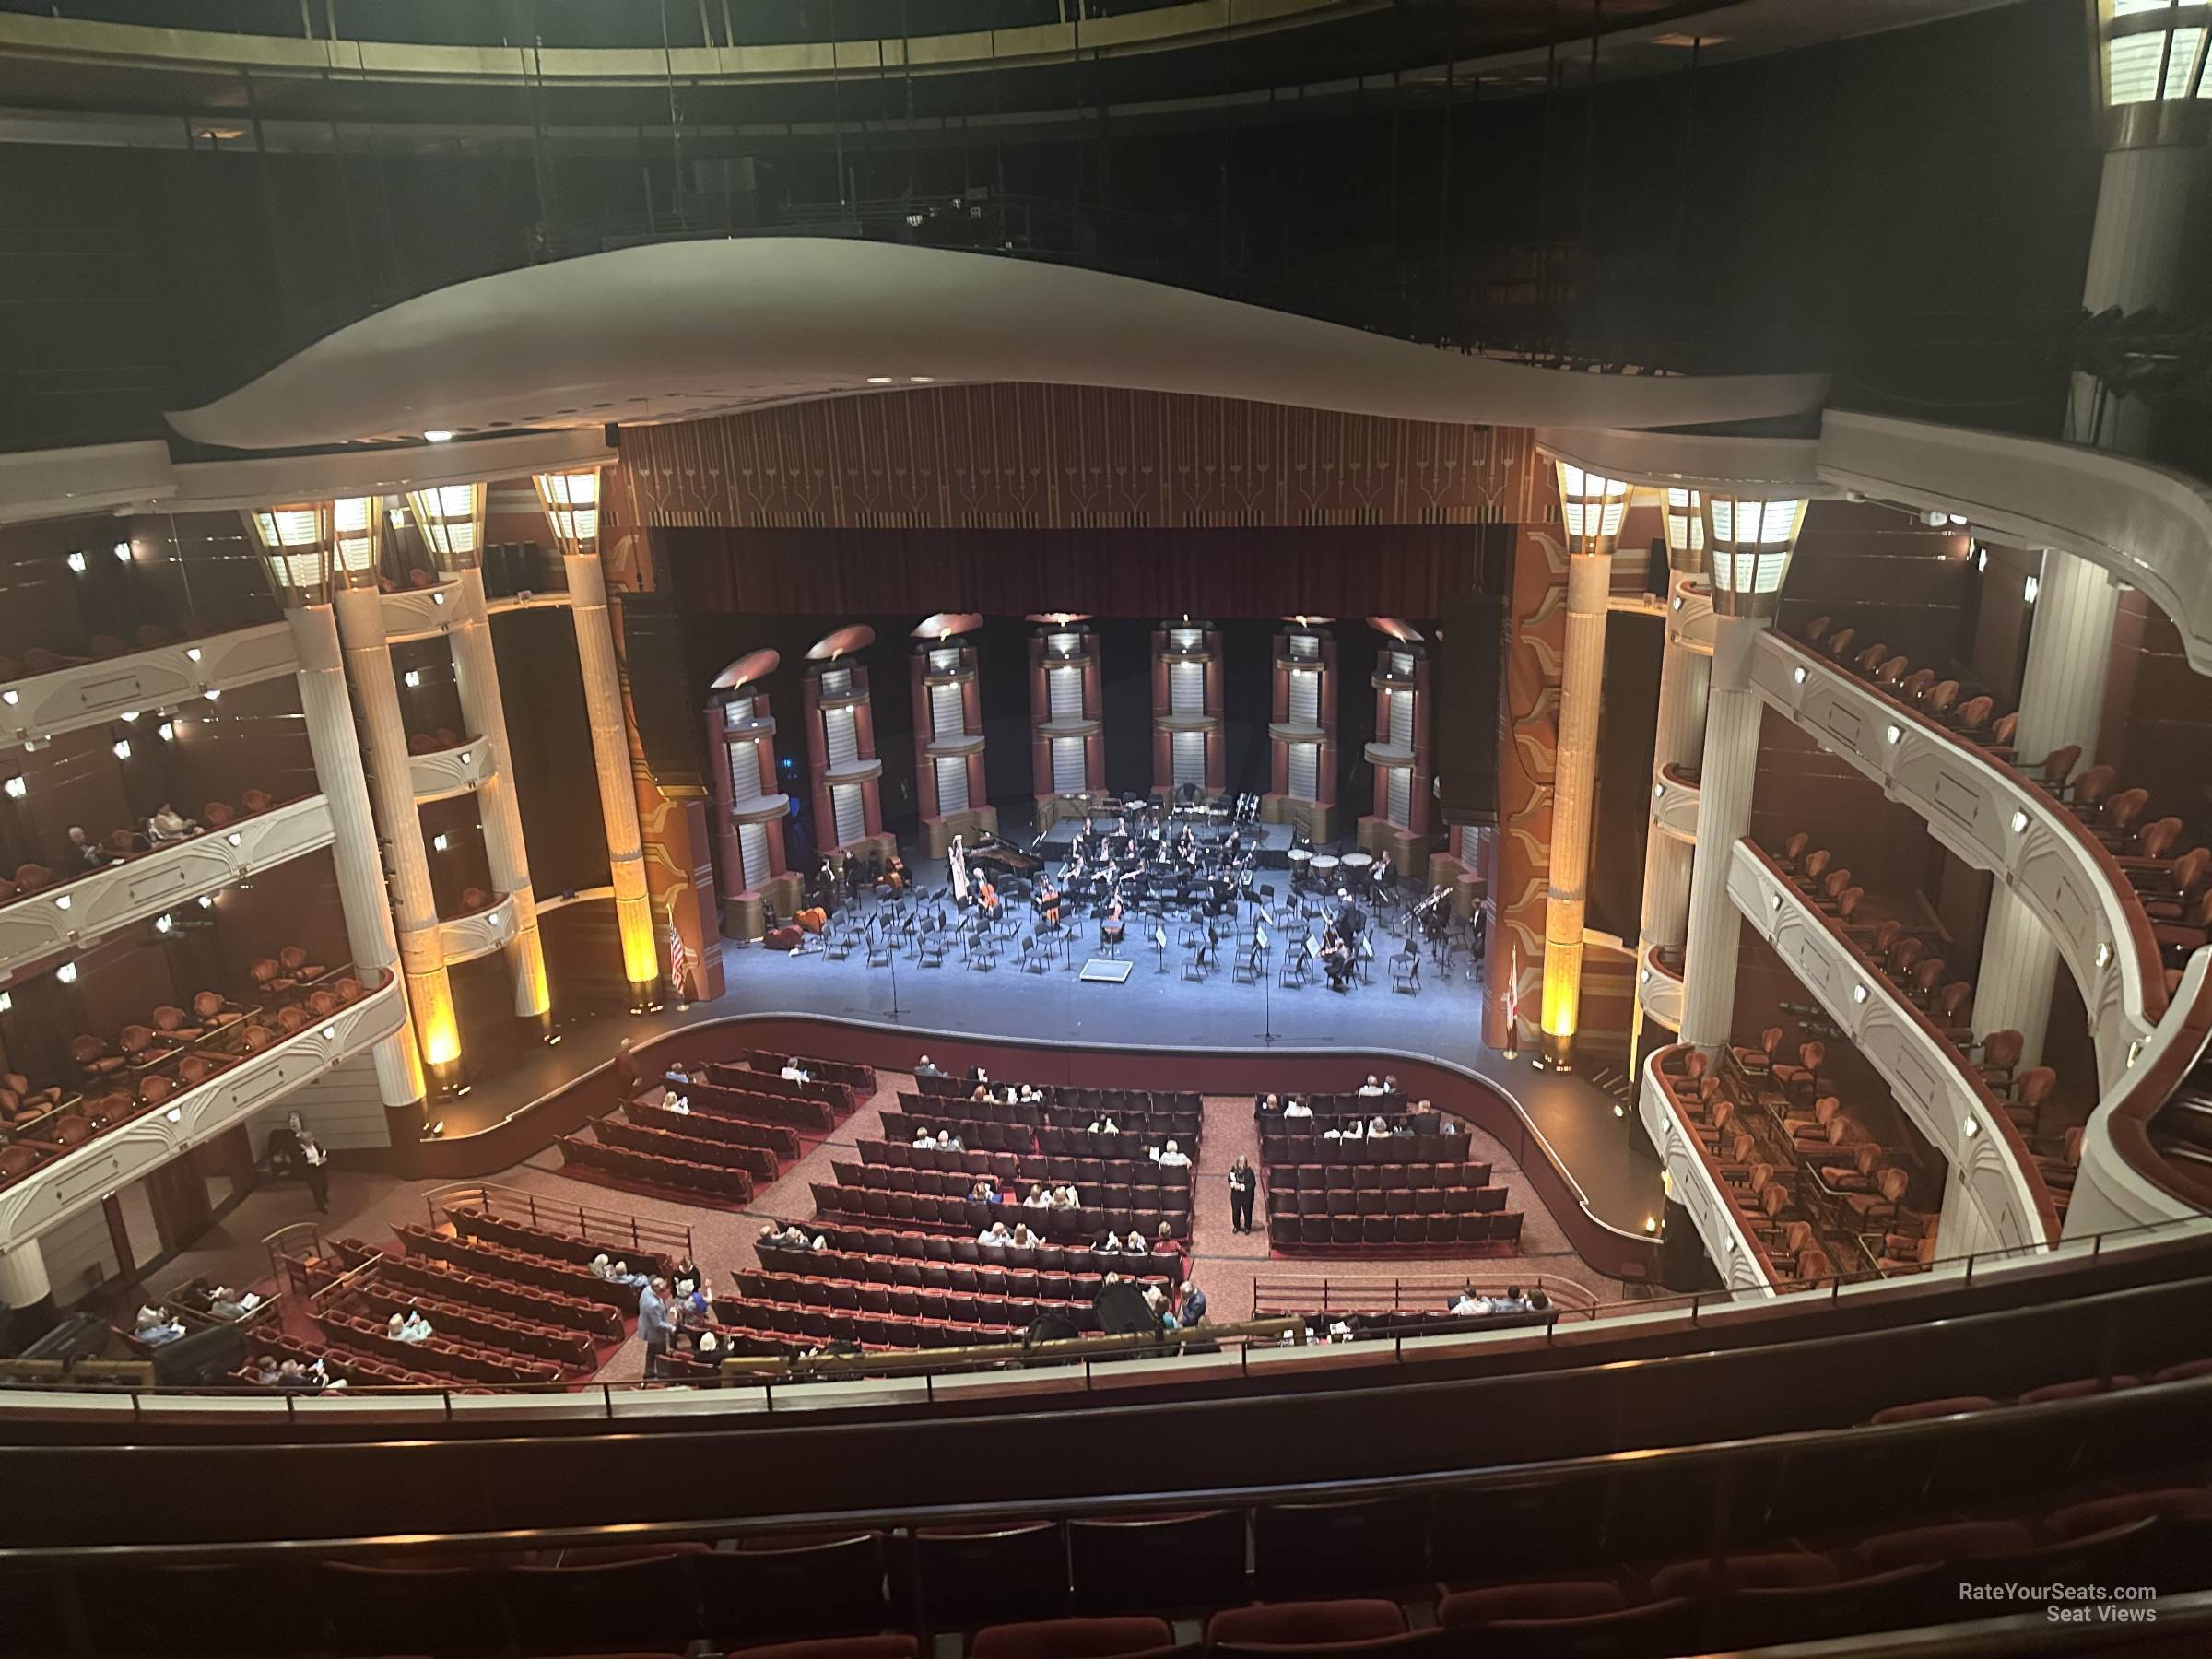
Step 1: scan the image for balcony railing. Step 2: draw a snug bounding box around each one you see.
[0,971,405,1253]
[1637,1046,1779,1296]
[0,622,297,749]
[1730,839,2061,1255]
[1752,631,2164,1091]
[0,794,333,983]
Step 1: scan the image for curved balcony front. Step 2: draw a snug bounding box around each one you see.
[1653,763,1700,842]
[0,794,334,984]
[380,580,463,644]
[1641,947,1684,1032]
[923,733,986,759]
[1752,631,2163,1090]
[439,897,520,965]
[730,793,790,827]
[2073,950,2212,1234]
[0,973,406,1253]
[1730,840,2060,1256]
[1666,579,1716,653]
[824,757,883,785]
[1639,1046,1778,1297]
[407,735,494,803]
[1363,741,1415,770]
[0,623,297,749]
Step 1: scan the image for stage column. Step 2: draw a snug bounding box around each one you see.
[1634,492,1715,1046]
[1679,495,1808,1052]
[1539,465,1628,1070]
[0,1239,53,1347]
[334,586,462,1088]
[1486,525,1570,1052]
[290,602,427,1117]
[565,550,662,1007]
[448,570,551,1022]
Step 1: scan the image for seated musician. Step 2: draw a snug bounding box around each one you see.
[1371,851,1394,893]
[976,874,999,916]
[1101,894,1125,944]
[884,851,909,891]
[1038,872,1062,925]
[1323,935,1354,990]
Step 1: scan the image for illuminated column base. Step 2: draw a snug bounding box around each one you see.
[1680,617,1766,1051]
[288,604,426,1110]
[450,571,551,1021]
[1538,549,1611,1071]
[566,552,662,1008]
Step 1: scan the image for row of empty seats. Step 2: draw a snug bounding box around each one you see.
[601,1113,781,1180]
[1268,1211,1524,1251]
[856,1140,1194,1190]
[558,1131,756,1205]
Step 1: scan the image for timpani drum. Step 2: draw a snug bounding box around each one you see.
[1341,853,1374,872]
[1310,854,1341,886]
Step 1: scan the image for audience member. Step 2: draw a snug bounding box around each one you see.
[969,1176,1001,1206]
[638,1277,675,1377]
[978,1220,1012,1251]
[1254,1092,1281,1123]
[1023,1183,1052,1209]
[146,802,197,845]
[1382,1073,1401,1095]
[247,1354,282,1385]
[780,1058,811,1084]
[133,1306,185,1346]
[1357,1074,1385,1098]
[1053,1183,1081,1208]
[1227,1156,1258,1234]
[914,1054,944,1078]
[207,1286,259,1321]
[1123,1230,1149,1254]
[1527,1288,1552,1314]
[67,825,112,869]
[1282,1097,1312,1120]
[1449,1285,1491,1317]
[1099,1232,1123,1254]
[1180,1280,1208,1324]
[1009,1222,1041,1248]
[1368,1112,1393,1138]
[1153,1138,1190,1168]
[1087,1116,1119,1135]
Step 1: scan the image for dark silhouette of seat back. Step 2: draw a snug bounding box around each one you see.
[1069,1509,1246,1614]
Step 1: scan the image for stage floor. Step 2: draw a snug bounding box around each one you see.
[423,875,1662,1248]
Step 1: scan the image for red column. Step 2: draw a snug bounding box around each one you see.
[1316,740,1337,808]
[1085,730,1105,790]
[1271,662,1288,723]
[1206,728,1224,792]
[762,815,790,883]
[1152,727,1172,794]
[1271,743,1288,795]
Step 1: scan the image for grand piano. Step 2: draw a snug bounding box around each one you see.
[963,832,1047,881]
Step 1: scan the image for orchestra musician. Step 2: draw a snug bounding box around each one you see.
[1037,871,1062,925]
[1101,891,1126,949]
[1322,934,1355,991]
[884,851,910,892]
[976,874,1000,918]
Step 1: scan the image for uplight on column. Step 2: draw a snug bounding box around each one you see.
[1702,495,1808,619]
[406,483,484,569]
[246,504,330,601]
[534,469,601,555]
[1557,464,1631,557]
[1662,488,1706,576]
[2095,2,2210,145]
[332,496,382,585]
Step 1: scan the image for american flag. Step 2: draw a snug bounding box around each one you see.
[666,897,691,1006]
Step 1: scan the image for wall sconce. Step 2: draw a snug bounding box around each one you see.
[65,550,88,574]
[2023,573,2041,605]
[112,739,131,761]
[56,961,78,984]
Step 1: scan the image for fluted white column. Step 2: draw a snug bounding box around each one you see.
[2069,144,2203,451]
[289,603,426,1110]
[1637,586,1712,975]
[0,1240,51,1309]
[334,586,461,1081]
[1540,547,1612,1067]
[1971,548,2122,1063]
[566,551,661,1000]
[1680,615,1766,1050]
[448,569,551,1021]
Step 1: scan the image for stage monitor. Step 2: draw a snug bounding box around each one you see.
[1436,589,1508,827]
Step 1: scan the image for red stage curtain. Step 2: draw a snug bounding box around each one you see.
[660,524,1512,618]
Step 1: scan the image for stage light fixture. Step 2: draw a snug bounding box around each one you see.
[1555,464,1631,556]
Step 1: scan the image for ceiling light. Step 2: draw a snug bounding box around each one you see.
[865,376,895,384]
[112,541,132,564]
[204,688,220,701]
[111,739,131,760]
[2,775,24,799]
[533,469,601,552]
[65,550,88,574]
[2023,574,2041,604]
[154,913,172,935]
[2010,809,2030,834]
[56,960,78,984]
[407,483,482,561]
[909,376,935,383]
[1975,546,1989,573]
[423,429,453,442]
[1557,464,1632,554]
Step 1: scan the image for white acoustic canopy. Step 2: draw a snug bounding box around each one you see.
[168,240,1829,452]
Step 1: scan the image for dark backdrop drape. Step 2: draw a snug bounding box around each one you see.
[660,524,1512,618]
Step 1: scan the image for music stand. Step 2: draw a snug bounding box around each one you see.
[1151,925,1170,973]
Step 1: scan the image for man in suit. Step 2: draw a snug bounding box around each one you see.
[638,1277,675,1378]
[1180,1280,1209,1325]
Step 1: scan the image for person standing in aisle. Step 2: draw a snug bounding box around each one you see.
[1228,1155,1258,1235]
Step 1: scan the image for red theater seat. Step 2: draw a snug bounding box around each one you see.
[1206,1600,1406,1647]
[971,1617,1173,1658]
